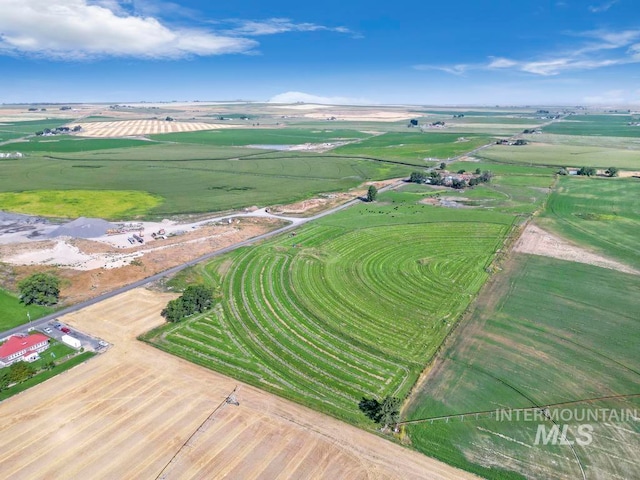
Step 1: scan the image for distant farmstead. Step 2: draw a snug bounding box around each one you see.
[0,334,50,368]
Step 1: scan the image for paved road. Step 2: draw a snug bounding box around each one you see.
[2,112,568,341]
[0,182,400,340]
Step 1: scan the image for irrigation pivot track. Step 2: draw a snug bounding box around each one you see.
[155,386,241,480]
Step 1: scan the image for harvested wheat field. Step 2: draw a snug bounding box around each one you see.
[71,119,236,137]
[0,288,476,480]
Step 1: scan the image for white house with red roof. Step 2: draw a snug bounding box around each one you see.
[0,334,50,368]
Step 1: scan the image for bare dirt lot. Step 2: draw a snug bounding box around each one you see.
[514,223,639,275]
[0,288,477,480]
[1,218,282,304]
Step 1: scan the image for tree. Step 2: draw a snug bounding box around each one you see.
[161,284,214,322]
[429,172,443,186]
[457,169,466,174]
[557,167,569,176]
[7,361,36,383]
[366,185,378,202]
[181,285,214,314]
[439,162,446,170]
[409,171,426,184]
[378,396,401,430]
[577,166,596,177]
[359,396,401,431]
[478,170,493,183]
[475,168,481,175]
[18,273,60,306]
[605,167,619,177]
[358,397,382,422]
[161,298,187,323]
[451,178,466,189]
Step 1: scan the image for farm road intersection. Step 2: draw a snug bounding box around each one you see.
[0,182,395,341]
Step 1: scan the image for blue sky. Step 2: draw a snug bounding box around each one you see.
[1,0,639,105]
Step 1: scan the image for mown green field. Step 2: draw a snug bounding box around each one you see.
[332,132,493,162]
[405,255,640,479]
[0,137,150,153]
[145,201,515,423]
[0,289,52,331]
[477,142,640,169]
[149,128,371,145]
[542,115,640,137]
[0,153,411,218]
[539,176,640,271]
[0,190,162,219]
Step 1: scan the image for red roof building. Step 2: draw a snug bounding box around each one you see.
[0,334,49,367]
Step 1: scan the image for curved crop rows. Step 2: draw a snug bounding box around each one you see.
[160,220,509,420]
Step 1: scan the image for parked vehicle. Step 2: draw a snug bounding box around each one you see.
[44,327,52,333]
[61,334,81,349]
[61,326,71,334]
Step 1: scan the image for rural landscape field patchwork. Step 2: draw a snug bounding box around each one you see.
[0,102,638,479]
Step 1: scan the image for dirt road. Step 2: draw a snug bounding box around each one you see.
[0,288,477,480]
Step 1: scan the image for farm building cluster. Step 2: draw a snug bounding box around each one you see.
[35,126,82,136]
[410,169,494,189]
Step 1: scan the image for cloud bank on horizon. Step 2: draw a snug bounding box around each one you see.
[268,92,370,105]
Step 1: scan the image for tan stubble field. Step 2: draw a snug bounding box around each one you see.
[0,288,477,480]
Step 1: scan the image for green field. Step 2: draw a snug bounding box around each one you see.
[539,176,640,271]
[0,119,66,143]
[149,128,372,145]
[0,152,411,218]
[387,169,554,215]
[447,161,556,176]
[542,115,640,137]
[0,189,162,219]
[405,255,640,479]
[145,201,515,423]
[0,289,53,331]
[332,132,493,162]
[0,137,150,153]
[477,142,640,169]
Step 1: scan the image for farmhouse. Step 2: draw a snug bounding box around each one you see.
[0,334,50,368]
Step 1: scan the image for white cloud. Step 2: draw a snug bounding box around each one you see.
[0,0,260,59]
[268,91,370,105]
[413,64,470,75]
[487,57,518,69]
[419,28,640,77]
[222,18,352,36]
[588,1,618,13]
